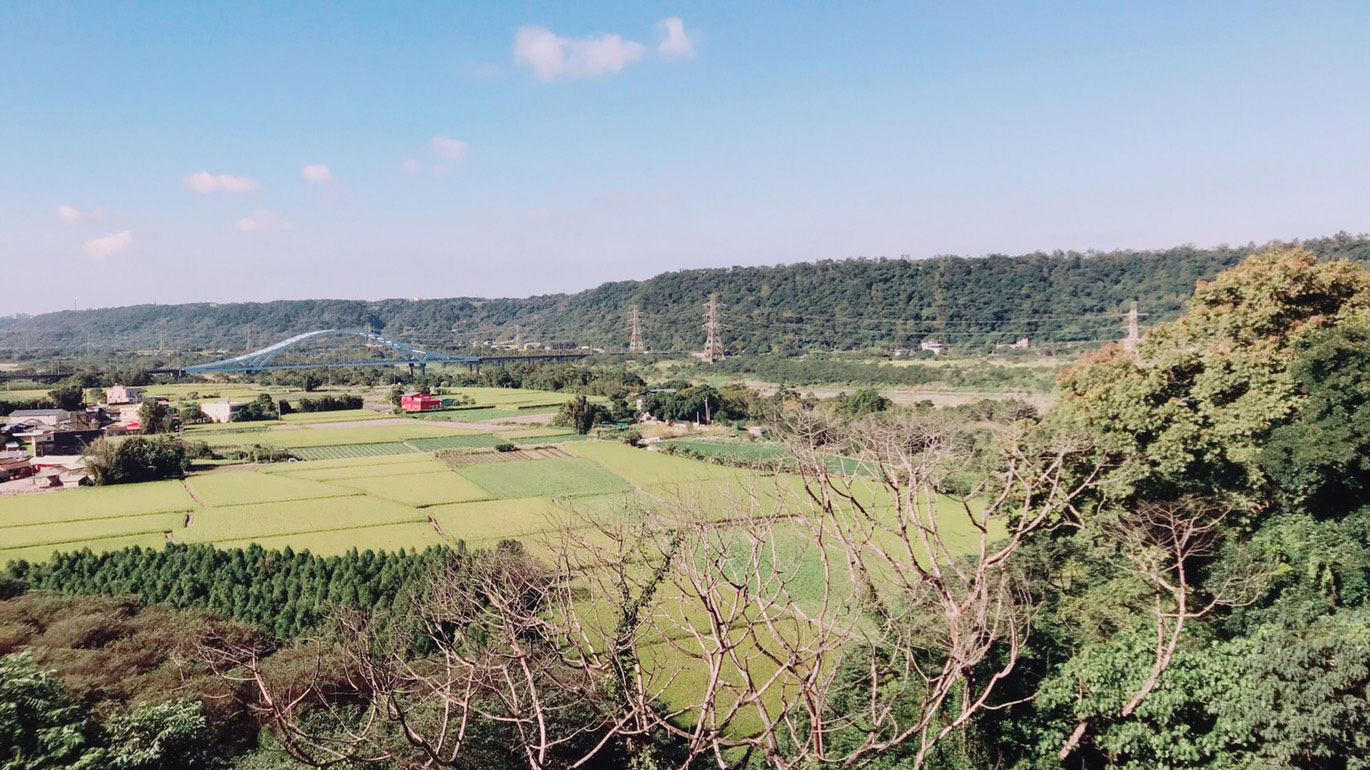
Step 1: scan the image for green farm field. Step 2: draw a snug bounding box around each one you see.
[454,457,633,499]
[199,423,483,449]
[0,436,987,737]
[289,443,418,460]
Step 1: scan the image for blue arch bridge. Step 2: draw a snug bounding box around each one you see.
[156,328,587,376]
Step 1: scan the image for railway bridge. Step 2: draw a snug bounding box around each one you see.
[151,328,587,376]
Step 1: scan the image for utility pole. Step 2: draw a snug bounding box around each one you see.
[1122,301,1140,354]
[703,293,724,363]
[629,304,645,354]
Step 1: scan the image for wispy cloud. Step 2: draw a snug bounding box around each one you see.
[235,209,292,232]
[402,159,423,173]
[184,171,258,193]
[514,25,645,80]
[57,204,81,223]
[84,231,133,259]
[432,136,469,162]
[657,17,695,59]
[301,163,334,183]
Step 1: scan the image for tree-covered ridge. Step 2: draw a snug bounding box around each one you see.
[5,543,460,639]
[6,233,1370,356]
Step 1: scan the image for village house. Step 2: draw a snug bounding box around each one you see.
[5,408,71,429]
[200,400,248,423]
[400,392,442,412]
[104,384,145,404]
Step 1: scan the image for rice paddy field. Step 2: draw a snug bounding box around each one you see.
[0,426,986,734]
[0,436,927,565]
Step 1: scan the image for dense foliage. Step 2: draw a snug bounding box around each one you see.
[551,395,613,434]
[6,235,1370,357]
[6,544,457,638]
[690,354,1058,391]
[290,394,364,412]
[989,247,1370,768]
[0,591,248,770]
[83,436,189,485]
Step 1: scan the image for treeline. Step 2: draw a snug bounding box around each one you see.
[282,394,363,413]
[690,355,1058,391]
[6,543,459,639]
[7,233,1370,356]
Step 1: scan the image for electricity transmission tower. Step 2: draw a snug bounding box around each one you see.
[1122,301,1140,354]
[703,293,724,363]
[629,304,645,354]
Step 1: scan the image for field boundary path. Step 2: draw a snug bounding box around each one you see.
[180,478,209,528]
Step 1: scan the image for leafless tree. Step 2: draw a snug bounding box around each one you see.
[191,546,646,770]
[192,408,1103,770]
[550,409,1103,770]
[1057,496,1269,759]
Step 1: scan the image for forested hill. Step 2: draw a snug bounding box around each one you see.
[6,233,1370,358]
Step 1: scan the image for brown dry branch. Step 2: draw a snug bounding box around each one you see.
[1057,496,1270,760]
[768,411,1100,770]
[551,410,1101,770]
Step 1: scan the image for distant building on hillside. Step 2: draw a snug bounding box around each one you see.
[201,400,248,423]
[996,337,1031,350]
[920,339,945,356]
[400,392,442,412]
[104,385,144,404]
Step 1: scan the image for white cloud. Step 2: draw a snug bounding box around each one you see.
[57,204,80,223]
[235,209,292,232]
[301,163,334,183]
[657,17,695,59]
[514,25,645,80]
[432,136,469,162]
[83,231,133,259]
[402,158,423,173]
[184,171,258,193]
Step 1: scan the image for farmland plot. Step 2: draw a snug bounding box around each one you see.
[0,533,171,565]
[187,472,360,507]
[454,458,632,499]
[200,423,481,449]
[0,512,183,550]
[330,471,493,507]
[568,442,738,487]
[290,442,418,461]
[407,434,507,451]
[435,446,572,468]
[212,522,446,556]
[280,409,386,424]
[426,496,587,543]
[0,480,196,527]
[280,458,451,481]
[178,496,424,542]
[257,453,436,474]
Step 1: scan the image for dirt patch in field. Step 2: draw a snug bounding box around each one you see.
[435,446,571,468]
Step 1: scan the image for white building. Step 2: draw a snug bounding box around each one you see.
[5,408,70,428]
[104,385,145,404]
[920,339,945,356]
[200,400,247,423]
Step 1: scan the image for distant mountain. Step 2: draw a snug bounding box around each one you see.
[6,234,1369,360]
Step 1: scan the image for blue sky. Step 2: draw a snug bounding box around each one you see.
[3,1,1369,314]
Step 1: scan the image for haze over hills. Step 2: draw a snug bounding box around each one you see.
[5,234,1369,358]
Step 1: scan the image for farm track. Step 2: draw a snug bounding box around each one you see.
[180,479,209,528]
